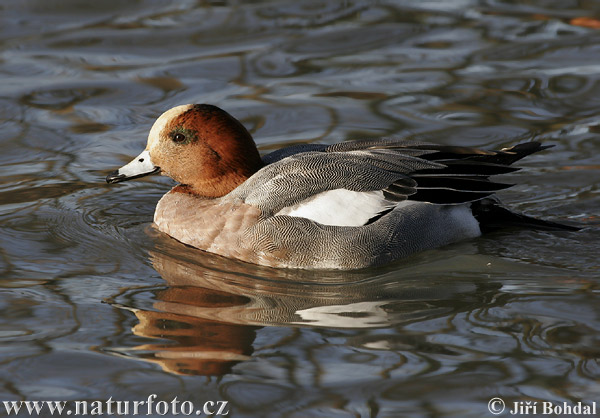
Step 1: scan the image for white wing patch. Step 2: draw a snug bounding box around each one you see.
[275,189,396,226]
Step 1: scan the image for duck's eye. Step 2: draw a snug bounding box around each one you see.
[173,133,186,143]
[170,127,196,144]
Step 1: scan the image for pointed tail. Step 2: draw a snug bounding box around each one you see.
[471,198,580,233]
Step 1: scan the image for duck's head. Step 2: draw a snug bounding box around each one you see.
[106,104,263,197]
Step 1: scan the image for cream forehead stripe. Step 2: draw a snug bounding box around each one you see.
[146,104,194,150]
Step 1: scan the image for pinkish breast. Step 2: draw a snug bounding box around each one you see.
[153,189,262,262]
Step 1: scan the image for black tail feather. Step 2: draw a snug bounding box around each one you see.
[409,141,555,205]
[478,142,554,165]
[413,160,520,176]
[471,198,580,233]
[417,141,553,165]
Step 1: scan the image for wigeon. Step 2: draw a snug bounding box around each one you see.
[106,104,577,269]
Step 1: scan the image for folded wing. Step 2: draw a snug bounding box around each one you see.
[230,139,547,226]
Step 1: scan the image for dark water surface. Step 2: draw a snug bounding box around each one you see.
[1,1,599,417]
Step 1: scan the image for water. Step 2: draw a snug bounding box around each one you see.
[1,1,599,417]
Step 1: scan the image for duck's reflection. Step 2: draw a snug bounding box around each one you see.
[118,240,498,376]
[130,286,257,376]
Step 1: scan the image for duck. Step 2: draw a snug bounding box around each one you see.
[106,104,577,270]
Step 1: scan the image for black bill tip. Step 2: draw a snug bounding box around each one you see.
[106,170,125,184]
[106,166,161,184]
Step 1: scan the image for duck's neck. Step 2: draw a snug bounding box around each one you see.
[175,158,264,198]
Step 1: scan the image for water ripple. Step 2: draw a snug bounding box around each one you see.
[0,0,599,415]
